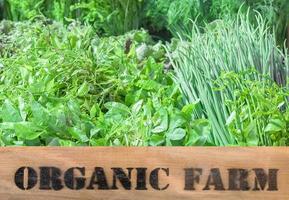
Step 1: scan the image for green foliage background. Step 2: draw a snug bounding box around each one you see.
[1,0,288,42]
[0,0,289,146]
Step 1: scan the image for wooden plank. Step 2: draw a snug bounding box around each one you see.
[0,147,288,199]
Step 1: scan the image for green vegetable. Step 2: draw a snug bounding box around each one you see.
[1,1,289,147]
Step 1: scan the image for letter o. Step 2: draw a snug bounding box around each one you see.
[15,167,37,190]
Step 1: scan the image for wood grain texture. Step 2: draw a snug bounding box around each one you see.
[0,147,288,199]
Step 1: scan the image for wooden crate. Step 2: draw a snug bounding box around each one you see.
[0,147,288,199]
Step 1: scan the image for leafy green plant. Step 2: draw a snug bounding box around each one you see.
[0,0,12,20]
[71,0,146,35]
[1,1,289,147]
[241,0,289,47]
[168,14,289,146]
[216,71,289,146]
[6,0,146,36]
[3,0,289,44]
[0,20,205,146]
